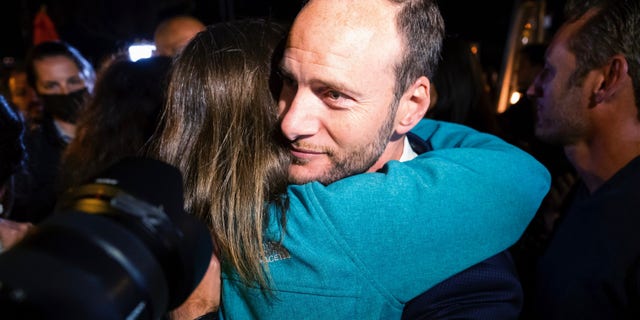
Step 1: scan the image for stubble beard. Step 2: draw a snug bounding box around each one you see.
[288,103,397,186]
[535,85,589,146]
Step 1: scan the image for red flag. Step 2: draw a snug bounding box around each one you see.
[33,5,60,45]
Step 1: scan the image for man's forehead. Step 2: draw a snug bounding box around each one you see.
[299,0,395,23]
[286,1,402,70]
[552,7,600,48]
[286,25,376,62]
[546,9,596,66]
[292,0,400,40]
[280,47,357,93]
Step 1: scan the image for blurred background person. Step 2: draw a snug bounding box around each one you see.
[499,43,577,320]
[499,43,566,165]
[3,63,44,127]
[26,41,95,139]
[11,40,96,224]
[59,55,172,191]
[0,95,26,220]
[0,95,33,252]
[528,0,640,318]
[0,53,171,261]
[499,42,576,213]
[425,36,500,135]
[153,15,205,57]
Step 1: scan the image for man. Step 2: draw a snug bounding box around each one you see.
[527,0,640,318]
[175,1,550,318]
[153,15,205,57]
[277,0,529,318]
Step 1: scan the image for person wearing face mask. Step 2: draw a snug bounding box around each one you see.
[11,40,96,224]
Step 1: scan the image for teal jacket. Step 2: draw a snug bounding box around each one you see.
[220,119,551,319]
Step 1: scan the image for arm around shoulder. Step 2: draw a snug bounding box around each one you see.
[282,119,550,301]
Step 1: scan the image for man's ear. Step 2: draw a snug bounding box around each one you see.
[594,54,629,104]
[395,76,430,135]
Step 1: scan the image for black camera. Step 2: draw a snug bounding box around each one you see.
[0,157,213,319]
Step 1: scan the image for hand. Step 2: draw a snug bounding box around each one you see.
[168,253,221,319]
[0,218,34,251]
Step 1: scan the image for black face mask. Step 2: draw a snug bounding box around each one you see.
[40,88,89,124]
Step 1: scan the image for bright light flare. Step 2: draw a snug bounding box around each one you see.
[128,44,156,62]
[510,91,522,105]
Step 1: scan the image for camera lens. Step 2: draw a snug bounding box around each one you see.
[0,157,213,319]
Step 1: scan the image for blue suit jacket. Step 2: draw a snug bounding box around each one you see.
[402,251,522,319]
[401,133,523,319]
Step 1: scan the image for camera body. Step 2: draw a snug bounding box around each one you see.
[0,157,213,319]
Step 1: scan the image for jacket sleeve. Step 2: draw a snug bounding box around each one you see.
[282,119,551,303]
[401,251,523,320]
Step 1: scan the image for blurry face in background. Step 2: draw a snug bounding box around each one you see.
[527,18,593,146]
[33,55,90,124]
[33,55,86,95]
[8,71,43,120]
[154,17,205,57]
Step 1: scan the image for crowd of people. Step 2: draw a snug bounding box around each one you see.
[0,0,639,319]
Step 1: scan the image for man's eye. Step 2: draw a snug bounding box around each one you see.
[327,90,342,100]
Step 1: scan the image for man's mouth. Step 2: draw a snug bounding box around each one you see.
[289,145,325,159]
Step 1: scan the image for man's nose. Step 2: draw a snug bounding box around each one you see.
[279,89,321,141]
[526,76,540,98]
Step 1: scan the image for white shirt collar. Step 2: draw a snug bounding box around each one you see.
[399,136,418,162]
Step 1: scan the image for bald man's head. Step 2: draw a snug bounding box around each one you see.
[154,16,205,57]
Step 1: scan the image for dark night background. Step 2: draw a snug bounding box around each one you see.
[0,0,567,74]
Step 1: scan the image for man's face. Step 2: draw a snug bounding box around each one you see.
[33,55,86,95]
[527,21,594,146]
[278,0,404,185]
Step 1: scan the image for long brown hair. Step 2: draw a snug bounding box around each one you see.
[60,56,172,190]
[152,19,290,288]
